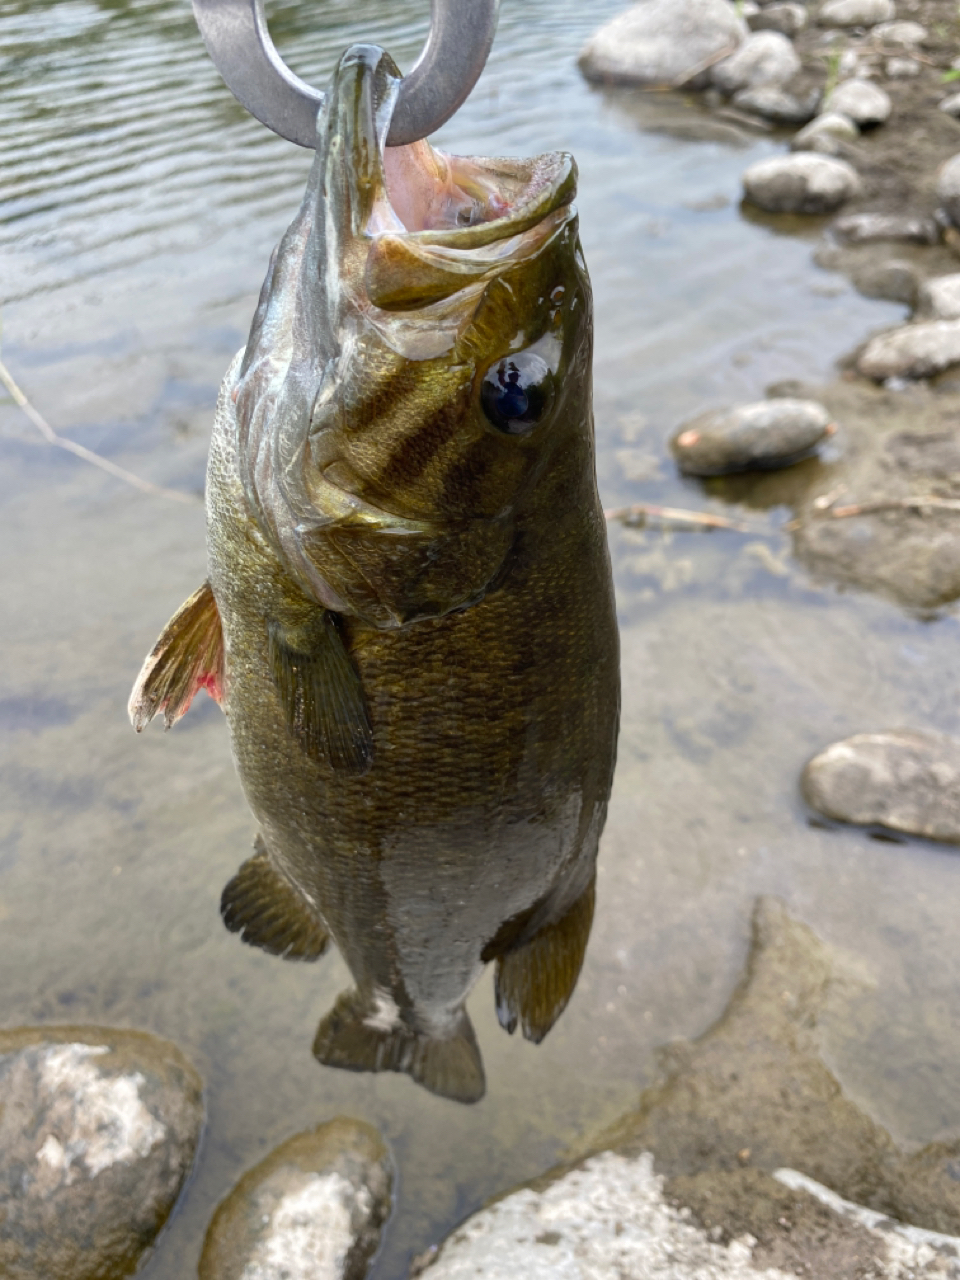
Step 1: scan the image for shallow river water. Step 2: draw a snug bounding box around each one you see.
[3,0,960,1275]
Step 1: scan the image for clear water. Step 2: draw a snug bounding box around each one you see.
[3,1,960,1276]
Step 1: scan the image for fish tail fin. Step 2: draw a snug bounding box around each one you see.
[495,876,596,1044]
[128,581,224,730]
[220,836,329,961]
[312,989,486,1104]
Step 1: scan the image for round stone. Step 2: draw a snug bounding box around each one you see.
[792,112,859,156]
[670,399,834,475]
[742,153,862,214]
[711,31,801,95]
[937,153,960,228]
[818,0,896,27]
[823,78,892,126]
[579,0,747,87]
[857,319,960,380]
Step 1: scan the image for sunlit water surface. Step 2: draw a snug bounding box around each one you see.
[2,1,959,1276]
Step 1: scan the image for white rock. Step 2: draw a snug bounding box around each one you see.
[749,2,808,36]
[792,111,859,155]
[939,91,960,118]
[938,152,960,227]
[743,153,862,213]
[824,77,892,124]
[871,19,927,45]
[579,0,747,87]
[819,0,896,27]
[917,274,960,320]
[886,56,920,76]
[858,319,960,379]
[712,30,801,94]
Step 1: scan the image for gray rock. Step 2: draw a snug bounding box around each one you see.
[742,153,862,214]
[748,2,809,35]
[832,211,939,243]
[824,78,892,125]
[733,85,821,124]
[818,0,896,27]
[671,399,834,475]
[803,731,960,843]
[885,56,921,77]
[578,0,747,87]
[851,257,919,306]
[200,1118,392,1280]
[792,111,859,155]
[0,1026,203,1280]
[917,273,960,320]
[937,153,960,229]
[939,91,960,119]
[871,19,927,46]
[858,319,960,379]
[420,898,960,1278]
[711,31,801,95]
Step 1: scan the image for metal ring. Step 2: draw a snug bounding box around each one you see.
[192,0,500,147]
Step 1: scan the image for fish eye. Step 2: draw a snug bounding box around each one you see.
[480,352,555,437]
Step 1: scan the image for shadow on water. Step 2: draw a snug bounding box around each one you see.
[3,0,960,1276]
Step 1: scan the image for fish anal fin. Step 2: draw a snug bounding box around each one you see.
[494,877,596,1044]
[268,612,372,774]
[220,836,329,961]
[128,582,224,731]
[312,989,486,1105]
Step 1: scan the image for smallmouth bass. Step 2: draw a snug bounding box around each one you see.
[130,44,619,1103]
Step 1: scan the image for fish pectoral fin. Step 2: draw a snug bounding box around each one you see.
[220,836,329,961]
[128,581,224,731]
[494,876,596,1045]
[268,612,372,774]
[312,990,486,1105]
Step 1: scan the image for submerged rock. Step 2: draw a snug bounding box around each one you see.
[819,0,896,27]
[832,211,940,244]
[742,153,861,214]
[733,85,820,125]
[917,273,960,320]
[419,899,960,1276]
[792,111,858,156]
[671,399,834,476]
[803,731,960,843]
[711,30,801,95]
[858,319,960,379]
[823,78,892,126]
[0,1026,203,1280]
[199,1118,392,1280]
[578,0,747,87]
[851,257,920,306]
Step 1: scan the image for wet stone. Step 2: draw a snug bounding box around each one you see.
[711,31,801,95]
[792,111,859,156]
[0,1026,203,1280]
[832,211,940,244]
[823,78,892,126]
[578,0,747,87]
[199,1118,392,1280]
[748,2,808,36]
[803,731,960,843]
[857,318,960,379]
[733,85,821,124]
[937,153,960,228]
[851,257,920,306]
[671,399,833,475]
[917,273,960,320]
[742,153,862,214]
[818,0,896,26]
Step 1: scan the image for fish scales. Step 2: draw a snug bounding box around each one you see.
[130,43,619,1103]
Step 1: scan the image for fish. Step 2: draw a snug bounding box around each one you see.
[129,43,619,1104]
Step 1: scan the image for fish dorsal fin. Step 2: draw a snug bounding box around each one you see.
[221,835,329,961]
[494,876,596,1044]
[268,611,372,774]
[313,988,486,1104]
[128,582,224,731]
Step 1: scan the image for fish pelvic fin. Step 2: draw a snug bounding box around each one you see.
[220,836,329,961]
[268,611,372,774]
[312,989,486,1105]
[494,876,596,1044]
[128,581,224,731]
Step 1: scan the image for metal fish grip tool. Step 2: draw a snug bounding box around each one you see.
[192,0,500,146]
